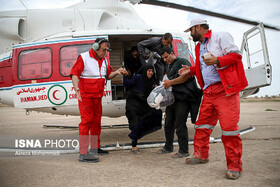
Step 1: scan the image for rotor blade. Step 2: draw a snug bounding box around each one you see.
[139,0,280,31]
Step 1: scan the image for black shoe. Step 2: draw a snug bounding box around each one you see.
[78,154,99,163]
[89,148,109,155]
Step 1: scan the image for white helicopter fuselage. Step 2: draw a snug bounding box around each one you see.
[0,0,195,117]
[0,31,192,117]
[0,0,272,117]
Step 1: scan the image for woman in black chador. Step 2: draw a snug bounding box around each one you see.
[124,64,162,154]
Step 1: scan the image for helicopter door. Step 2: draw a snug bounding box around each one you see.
[241,23,272,96]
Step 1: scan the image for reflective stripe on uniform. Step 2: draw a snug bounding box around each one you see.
[194,124,215,130]
[222,130,240,136]
[80,75,106,79]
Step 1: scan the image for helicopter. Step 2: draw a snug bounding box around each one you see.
[0,0,276,118]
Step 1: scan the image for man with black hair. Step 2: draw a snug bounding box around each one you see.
[70,38,125,163]
[157,46,202,158]
[137,33,173,84]
[124,46,141,76]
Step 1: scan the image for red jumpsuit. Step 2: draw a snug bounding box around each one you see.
[189,30,248,172]
[70,48,112,154]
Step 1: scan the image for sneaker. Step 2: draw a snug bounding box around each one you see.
[89,148,109,155]
[185,157,209,165]
[171,152,190,158]
[78,154,99,163]
[226,170,241,180]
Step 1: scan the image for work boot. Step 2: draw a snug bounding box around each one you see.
[89,148,109,155]
[226,170,241,180]
[78,153,99,163]
[185,156,209,165]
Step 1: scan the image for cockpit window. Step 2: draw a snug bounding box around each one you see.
[59,44,92,76]
[18,48,52,80]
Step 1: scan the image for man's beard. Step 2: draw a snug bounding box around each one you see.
[192,32,201,42]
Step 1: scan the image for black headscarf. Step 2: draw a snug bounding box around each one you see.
[141,64,156,98]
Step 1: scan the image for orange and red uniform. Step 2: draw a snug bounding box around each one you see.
[70,48,112,154]
[190,30,248,172]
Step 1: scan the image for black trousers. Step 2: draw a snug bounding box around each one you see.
[163,100,190,153]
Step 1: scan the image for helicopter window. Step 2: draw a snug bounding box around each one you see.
[176,43,190,62]
[18,48,52,80]
[59,44,92,76]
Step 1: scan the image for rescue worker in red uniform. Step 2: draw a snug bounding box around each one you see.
[70,38,125,163]
[179,19,248,179]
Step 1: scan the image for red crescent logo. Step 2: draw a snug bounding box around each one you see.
[53,90,60,100]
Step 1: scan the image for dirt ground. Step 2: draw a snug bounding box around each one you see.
[0,101,279,187]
